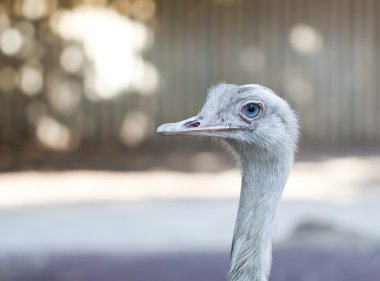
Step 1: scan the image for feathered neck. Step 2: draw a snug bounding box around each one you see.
[227,146,294,281]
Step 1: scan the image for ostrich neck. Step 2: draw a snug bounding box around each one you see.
[227,148,293,281]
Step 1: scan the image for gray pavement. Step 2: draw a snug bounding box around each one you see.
[0,200,380,281]
[0,153,380,280]
[0,200,379,255]
[1,248,380,281]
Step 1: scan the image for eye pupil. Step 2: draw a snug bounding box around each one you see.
[242,103,260,118]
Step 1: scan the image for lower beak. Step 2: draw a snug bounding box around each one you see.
[157,115,240,136]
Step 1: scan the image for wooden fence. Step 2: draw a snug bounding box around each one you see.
[152,0,380,147]
[0,0,379,149]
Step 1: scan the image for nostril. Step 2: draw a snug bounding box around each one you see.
[189,121,200,128]
[185,121,200,128]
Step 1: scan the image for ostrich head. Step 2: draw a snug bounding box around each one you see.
[158,83,299,281]
[157,83,299,155]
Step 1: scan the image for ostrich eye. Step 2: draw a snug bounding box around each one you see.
[242,103,260,118]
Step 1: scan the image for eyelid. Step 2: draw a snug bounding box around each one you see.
[240,99,264,108]
[224,99,264,113]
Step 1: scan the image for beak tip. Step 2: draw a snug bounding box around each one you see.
[157,123,185,136]
[156,124,168,135]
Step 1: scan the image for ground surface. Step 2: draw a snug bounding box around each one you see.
[2,248,380,281]
[0,151,379,280]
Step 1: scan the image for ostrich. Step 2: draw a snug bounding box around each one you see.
[157,83,299,281]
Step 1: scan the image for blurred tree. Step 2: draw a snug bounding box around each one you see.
[0,0,158,156]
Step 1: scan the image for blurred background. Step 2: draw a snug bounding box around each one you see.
[0,0,380,280]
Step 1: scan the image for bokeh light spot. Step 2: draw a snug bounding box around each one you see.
[131,0,156,21]
[21,0,48,20]
[289,24,323,55]
[18,63,43,96]
[191,152,220,172]
[239,47,266,73]
[284,71,314,106]
[0,28,23,55]
[48,79,81,114]
[132,60,159,95]
[36,116,75,151]
[119,111,153,147]
[60,45,84,74]
[50,5,159,99]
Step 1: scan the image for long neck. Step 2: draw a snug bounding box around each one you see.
[227,148,293,281]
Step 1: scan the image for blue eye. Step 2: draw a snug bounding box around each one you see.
[242,103,260,118]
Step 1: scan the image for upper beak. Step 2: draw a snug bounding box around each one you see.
[157,115,241,136]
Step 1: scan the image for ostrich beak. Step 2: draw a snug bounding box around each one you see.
[157,115,240,136]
